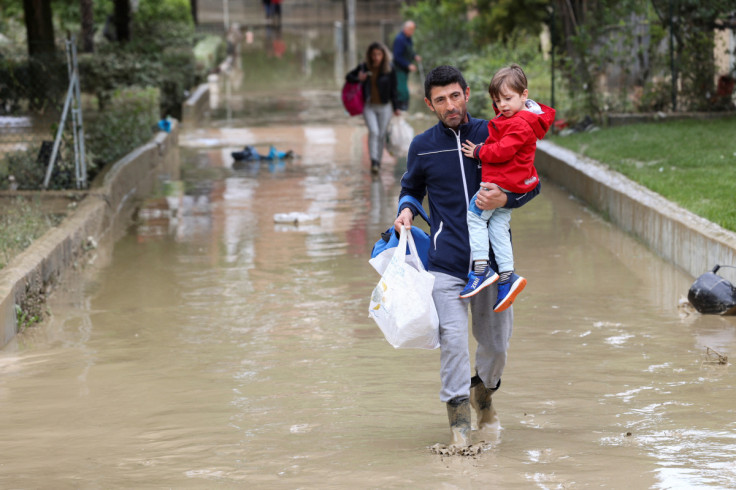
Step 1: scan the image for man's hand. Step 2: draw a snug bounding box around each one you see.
[408,64,417,72]
[394,207,414,232]
[475,183,508,210]
[461,140,477,158]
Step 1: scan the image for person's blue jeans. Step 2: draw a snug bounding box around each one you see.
[467,189,514,272]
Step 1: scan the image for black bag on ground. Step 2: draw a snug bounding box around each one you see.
[687,265,736,315]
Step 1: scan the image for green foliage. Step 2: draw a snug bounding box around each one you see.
[78,20,200,119]
[15,304,40,331]
[136,0,193,25]
[468,0,550,45]
[85,86,160,168]
[650,0,734,111]
[193,35,227,74]
[0,197,60,269]
[461,35,555,116]
[0,54,68,114]
[0,0,22,16]
[0,135,82,191]
[402,0,474,67]
[0,87,158,191]
[551,117,736,231]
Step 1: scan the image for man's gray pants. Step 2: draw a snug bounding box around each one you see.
[431,271,513,403]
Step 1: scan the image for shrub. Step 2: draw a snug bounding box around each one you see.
[78,17,201,119]
[85,86,160,170]
[135,0,193,25]
[0,143,76,191]
[193,35,227,74]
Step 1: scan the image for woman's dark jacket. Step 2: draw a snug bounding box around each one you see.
[345,62,399,111]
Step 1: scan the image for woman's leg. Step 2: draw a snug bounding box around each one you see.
[374,103,393,164]
[362,104,380,162]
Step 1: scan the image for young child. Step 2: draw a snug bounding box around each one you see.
[459,64,555,312]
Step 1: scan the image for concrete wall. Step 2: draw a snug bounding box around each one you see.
[0,125,180,348]
[181,83,210,129]
[536,141,736,283]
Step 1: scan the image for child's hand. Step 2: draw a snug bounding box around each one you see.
[461,140,477,158]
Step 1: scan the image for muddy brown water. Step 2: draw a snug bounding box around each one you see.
[3,28,736,489]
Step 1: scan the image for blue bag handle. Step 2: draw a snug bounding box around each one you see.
[370,196,430,269]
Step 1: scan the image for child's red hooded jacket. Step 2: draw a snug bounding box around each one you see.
[472,100,555,193]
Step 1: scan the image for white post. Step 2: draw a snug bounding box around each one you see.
[334,21,344,85]
[346,0,357,69]
[223,0,229,31]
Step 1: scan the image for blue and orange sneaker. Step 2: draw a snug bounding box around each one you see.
[459,267,499,299]
[493,273,527,312]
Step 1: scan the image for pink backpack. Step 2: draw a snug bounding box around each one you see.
[341,81,364,116]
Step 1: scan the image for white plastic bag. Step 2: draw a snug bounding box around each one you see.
[386,115,414,157]
[368,226,440,349]
[368,233,423,276]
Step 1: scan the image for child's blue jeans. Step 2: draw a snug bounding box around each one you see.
[467,189,514,273]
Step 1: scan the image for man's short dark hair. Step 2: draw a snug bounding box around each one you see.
[424,65,468,100]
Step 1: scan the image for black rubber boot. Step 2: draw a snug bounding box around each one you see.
[446,398,471,447]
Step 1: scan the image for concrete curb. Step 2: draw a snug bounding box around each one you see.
[0,124,180,348]
[536,140,736,283]
[181,83,210,129]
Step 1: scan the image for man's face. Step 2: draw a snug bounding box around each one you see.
[424,83,470,130]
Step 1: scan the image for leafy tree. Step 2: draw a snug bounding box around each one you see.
[402,0,474,68]
[650,0,735,110]
[466,0,550,45]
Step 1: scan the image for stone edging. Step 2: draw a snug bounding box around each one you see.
[0,124,180,348]
[181,83,210,128]
[536,140,736,283]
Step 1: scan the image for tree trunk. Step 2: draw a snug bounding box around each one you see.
[190,0,198,25]
[81,0,94,52]
[23,0,55,57]
[113,0,131,43]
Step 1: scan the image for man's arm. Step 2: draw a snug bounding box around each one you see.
[476,181,541,211]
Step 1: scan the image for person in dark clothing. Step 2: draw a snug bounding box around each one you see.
[345,42,400,174]
[394,65,539,450]
[392,20,421,111]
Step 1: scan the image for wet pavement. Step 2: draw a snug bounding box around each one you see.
[2,26,736,488]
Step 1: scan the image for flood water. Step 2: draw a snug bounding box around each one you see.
[2,25,736,489]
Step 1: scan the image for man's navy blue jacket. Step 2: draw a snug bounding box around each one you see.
[398,114,540,280]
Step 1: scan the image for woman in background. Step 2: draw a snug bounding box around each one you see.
[346,42,400,174]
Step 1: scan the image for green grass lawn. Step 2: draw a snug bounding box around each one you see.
[549,116,736,232]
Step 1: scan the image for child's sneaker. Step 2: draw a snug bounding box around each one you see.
[493,273,527,312]
[459,267,499,299]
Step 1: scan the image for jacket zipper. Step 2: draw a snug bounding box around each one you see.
[452,127,473,270]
